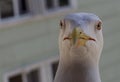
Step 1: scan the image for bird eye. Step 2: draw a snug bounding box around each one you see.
[96,21,102,30]
[60,20,65,29]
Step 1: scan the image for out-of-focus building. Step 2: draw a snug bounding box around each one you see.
[0,0,120,82]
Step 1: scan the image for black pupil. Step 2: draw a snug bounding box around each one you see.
[60,21,63,27]
[98,24,100,27]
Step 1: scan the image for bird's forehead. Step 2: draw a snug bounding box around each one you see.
[64,13,101,27]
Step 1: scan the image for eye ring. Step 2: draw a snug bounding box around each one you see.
[96,21,102,30]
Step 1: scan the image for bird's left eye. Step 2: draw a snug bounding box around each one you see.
[96,22,102,30]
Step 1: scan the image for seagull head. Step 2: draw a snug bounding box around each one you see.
[59,13,103,63]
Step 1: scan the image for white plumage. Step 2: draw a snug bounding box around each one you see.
[54,13,103,82]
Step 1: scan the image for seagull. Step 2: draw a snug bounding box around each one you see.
[54,13,103,82]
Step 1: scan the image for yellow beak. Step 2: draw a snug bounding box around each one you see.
[64,28,95,46]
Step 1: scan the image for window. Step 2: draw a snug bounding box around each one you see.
[27,69,40,82]
[18,0,29,15]
[45,0,70,11]
[0,0,14,19]
[45,0,54,10]
[0,0,29,19]
[9,74,23,82]
[5,68,41,82]
[3,57,60,82]
[0,0,77,26]
[58,0,70,7]
[51,61,59,79]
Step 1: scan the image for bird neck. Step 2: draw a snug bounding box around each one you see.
[54,57,101,82]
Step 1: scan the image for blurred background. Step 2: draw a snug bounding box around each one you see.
[0,0,120,82]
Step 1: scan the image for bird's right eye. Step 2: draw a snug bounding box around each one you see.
[60,20,65,29]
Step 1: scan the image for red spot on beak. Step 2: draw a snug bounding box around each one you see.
[89,37,96,41]
[63,37,71,40]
